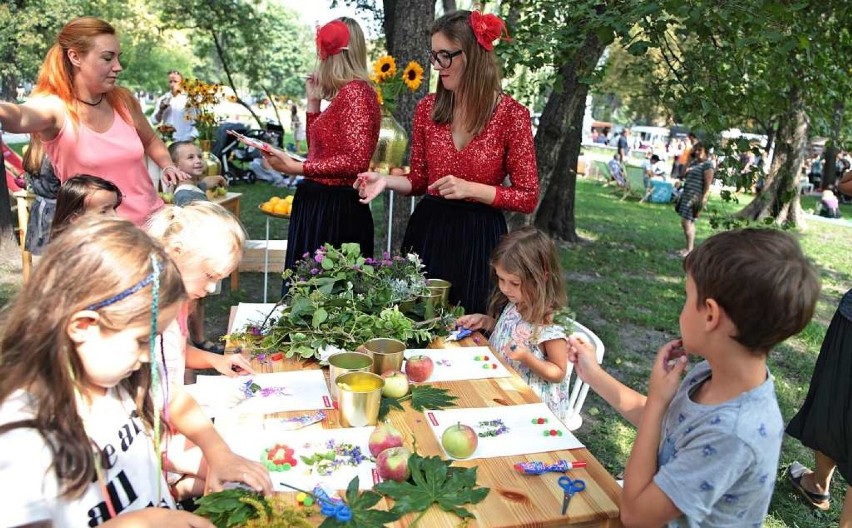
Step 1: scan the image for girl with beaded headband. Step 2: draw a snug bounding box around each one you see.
[0,17,190,227]
[145,201,270,499]
[355,9,539,314]
[261,17,380,295]
[0,217,217,526]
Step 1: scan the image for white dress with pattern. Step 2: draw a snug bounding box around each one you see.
[489,302,572,424]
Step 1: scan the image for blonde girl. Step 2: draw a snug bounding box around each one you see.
[145,201,261,497]
[457,227,572,423]
[0,217,214,526]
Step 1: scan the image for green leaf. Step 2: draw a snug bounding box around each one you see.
[321,257,335,270]
[319,476,402,528]
[410,385,458,412]
[378,395,405,420]
[375,455,489,521]
[194,488,266,528]
[312,308,329,328]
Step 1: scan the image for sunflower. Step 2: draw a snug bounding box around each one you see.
[373,56,397,82]
[402,61,424,91]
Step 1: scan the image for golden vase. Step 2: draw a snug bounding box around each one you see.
[198,139,222,176]
[370,109,408,174]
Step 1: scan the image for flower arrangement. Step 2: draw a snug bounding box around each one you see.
[370,56,424,114]
[182,78,222,141]
[226,243,458,361]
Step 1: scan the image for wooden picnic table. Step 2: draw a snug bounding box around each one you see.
[215,309,622,527]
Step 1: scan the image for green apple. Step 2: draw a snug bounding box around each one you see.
[381,370,409,399]
[216,186,228,197]
[441,422,478,459]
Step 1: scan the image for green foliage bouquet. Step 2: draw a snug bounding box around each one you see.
[227,243,453,361]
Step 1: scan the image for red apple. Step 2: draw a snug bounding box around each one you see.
[441,422,478,459]
[381,370,410,399]
[368,421,404,457]
[376,446,411,482]
[404,355,434,383]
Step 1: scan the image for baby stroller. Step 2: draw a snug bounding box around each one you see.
[212,123,282,185]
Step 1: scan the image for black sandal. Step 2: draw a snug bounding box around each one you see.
[788,461,831,511]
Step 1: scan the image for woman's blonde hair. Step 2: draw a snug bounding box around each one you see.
[145,202,247,274]
[0,217,185,498]
[314,17,370,100]
[431,10,503,136]
[487,226,566,326]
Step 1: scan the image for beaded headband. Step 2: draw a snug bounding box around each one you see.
[86,257,161,311]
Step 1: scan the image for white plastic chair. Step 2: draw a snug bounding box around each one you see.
[562,319,605,431]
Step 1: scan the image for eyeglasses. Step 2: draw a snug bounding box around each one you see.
[426,49,463,68]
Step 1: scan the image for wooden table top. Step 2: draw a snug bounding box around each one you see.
[217,310,622,527]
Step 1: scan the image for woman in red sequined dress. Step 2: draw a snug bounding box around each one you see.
[356,10,539,313]
[264,18,380,283]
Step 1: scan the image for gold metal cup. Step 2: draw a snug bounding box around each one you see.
[359,338,406,375]
[335,372,384,427]
[327,352,374,402]
[422,291,444,319]
[426,278,452,307]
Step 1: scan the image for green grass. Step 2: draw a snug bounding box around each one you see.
[555,178,851,527]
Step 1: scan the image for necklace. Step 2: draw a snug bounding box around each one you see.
[76,95,104,107]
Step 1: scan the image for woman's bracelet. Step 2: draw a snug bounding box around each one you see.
[161,164,177,173]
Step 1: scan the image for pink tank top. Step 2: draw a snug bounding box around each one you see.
[43,106,164,226]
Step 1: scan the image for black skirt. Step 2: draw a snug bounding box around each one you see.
[786,289,852,483]
[402,195,507,314]
[284,179,374,271]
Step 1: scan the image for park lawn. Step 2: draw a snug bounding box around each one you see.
[562,178,851,527]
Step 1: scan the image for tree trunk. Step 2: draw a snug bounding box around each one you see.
[441,0,456,14]
[380,0,435,252]
[1,74,18,102]
[736,86,807,227]
[0,135,22,268]
[531,34,607,241]
[821,101,845,190]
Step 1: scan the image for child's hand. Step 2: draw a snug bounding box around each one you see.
[202,175,227,189]
[567,334,600,382]
[456,313,494,332]
[504,341,531,362]
[211,353,255,377]
[205,446,273,495]
[647,339,688,406]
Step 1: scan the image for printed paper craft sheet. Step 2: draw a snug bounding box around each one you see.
[191,371,332,415]
[229,302,283,333]
[222,426,378,490]
[425,403,585,460]
[403,347,512,382]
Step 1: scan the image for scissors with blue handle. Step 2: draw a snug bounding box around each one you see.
[558,475,586,515]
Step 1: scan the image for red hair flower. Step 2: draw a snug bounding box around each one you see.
[316,20,350,60]
[469,11,510,51]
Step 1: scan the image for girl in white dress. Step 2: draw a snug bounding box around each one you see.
[457,226,573,424]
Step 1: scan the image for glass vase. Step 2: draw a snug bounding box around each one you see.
[370,109,408,174]
[198,139,222,176]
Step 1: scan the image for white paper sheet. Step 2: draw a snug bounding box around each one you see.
[192,371,333,415]
[229,302,283,333]
[403,347,512,382]
[221,426,379,490]
[425,403,585,460]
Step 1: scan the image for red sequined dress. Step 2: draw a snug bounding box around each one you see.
[284,80,381,276]
[402,93,540,313]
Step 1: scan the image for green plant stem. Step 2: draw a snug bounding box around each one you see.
[407,507,430,528]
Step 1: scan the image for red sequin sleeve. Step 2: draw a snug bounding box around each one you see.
[406,99,431,196]
[492,104,539,213]
[302,81,381,182]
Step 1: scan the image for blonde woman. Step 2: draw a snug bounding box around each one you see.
[356,10,539,313]
[264,17,381,283]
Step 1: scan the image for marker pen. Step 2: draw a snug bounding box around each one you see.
[514,459,587,475]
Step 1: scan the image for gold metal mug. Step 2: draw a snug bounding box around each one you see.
[425,278,451,307]
[359,338,406,375]
[327,352,374,402]
[335,372,384,427]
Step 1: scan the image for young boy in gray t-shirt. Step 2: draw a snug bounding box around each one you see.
[568,228,821,527]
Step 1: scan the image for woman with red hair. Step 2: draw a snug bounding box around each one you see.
[0,17,188,226]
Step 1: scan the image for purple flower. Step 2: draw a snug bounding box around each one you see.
[302,252,310,258]
[352,265,361,271]
[314,254,324,263]
[249,325,262,336]
[382,251,390,260]
[310,268,320,275]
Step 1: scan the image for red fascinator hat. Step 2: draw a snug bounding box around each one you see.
[469,10,511,51]
[316,20,350,60]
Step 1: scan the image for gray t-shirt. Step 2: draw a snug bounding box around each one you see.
[654,360,782,528]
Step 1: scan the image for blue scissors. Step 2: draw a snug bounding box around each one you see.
[558,475,586,515]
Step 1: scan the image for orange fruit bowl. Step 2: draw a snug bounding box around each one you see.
[258,204,291,219]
